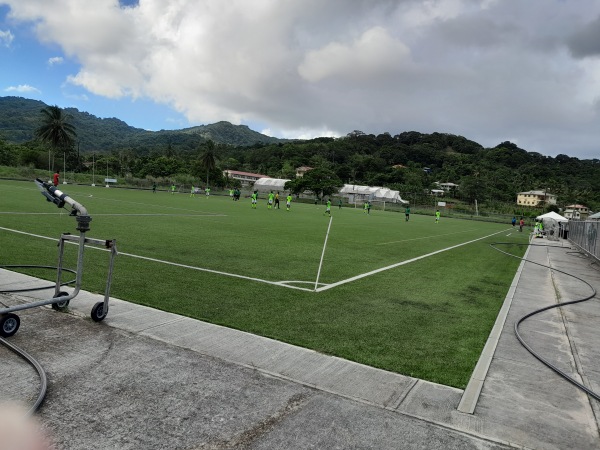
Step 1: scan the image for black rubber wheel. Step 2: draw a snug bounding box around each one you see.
[51,291,70,311]
[0,313,20,338]
[91,302,108,322]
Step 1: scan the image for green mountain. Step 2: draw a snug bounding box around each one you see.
[0,96,284,152]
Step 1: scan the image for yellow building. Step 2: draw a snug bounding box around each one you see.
[516,190,557,207]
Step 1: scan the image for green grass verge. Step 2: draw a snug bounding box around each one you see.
[0,180,529,387]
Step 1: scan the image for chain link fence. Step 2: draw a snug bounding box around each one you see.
[567,220,600,262]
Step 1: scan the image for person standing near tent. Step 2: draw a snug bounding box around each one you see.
[53,170,60,187]
[286,194,292,211]
[519,217,524,232]
[405,205,411,221]
[367,201,372,215]
[251,191,258,209]
[363,201,368,214]
[435,209,441,223]
[324,199,331,216]
[512,216,517,227]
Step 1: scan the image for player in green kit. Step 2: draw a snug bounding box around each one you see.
[435,209,441,223]
[251,191,258,209]
[190,185,195,197]
[405,206,410,221]
[267,191,274,209]
[286,194,292,211]
[324,199,331,216]
[171,183,176,195]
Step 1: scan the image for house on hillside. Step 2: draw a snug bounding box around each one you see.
[223,170,268,186]
[295,166,313,177]
[516,190,557,207]
[435,182,459,193]
[563,204,590,220]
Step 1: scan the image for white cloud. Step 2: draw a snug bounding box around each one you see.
[4,84,41,94]
[3,0,600,157]
[48,56,64,65]
[0,29,14,47]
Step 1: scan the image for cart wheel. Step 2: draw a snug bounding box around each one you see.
[0,313,20,338]
[91,302,107,322]
[51,291,70,311]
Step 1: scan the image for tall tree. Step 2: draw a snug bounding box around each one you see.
[34,105,77,171]
[199,140,217,187]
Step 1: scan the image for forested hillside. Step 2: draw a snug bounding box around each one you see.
[0,97,598,211]
[0,96,283,151]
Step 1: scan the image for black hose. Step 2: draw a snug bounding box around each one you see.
[0,337,47,415]
[0,265,76,293]
[490,242,600,402]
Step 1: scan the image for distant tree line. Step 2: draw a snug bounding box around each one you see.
[1,105,599,212]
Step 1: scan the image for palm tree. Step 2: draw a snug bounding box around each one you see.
[35,106,77,171]
[199,140,217,188]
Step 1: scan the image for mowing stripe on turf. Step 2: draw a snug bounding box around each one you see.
[0,212,226,217]
[315,228,509,292]
[0,226,315,292]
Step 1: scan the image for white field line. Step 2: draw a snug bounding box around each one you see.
[0,226,314,292]
[315,228,510,293]
[376,228,478,245]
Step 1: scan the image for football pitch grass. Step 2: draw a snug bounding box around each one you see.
[0,179,529,388]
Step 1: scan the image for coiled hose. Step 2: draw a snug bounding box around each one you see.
[491,242,600,402]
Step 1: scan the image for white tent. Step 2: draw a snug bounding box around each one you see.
[338,184,408,204]
[253,177,290,193]
[588,212,600,220]
[536,211,568,222]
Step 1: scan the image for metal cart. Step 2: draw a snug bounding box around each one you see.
[0,179,117,337]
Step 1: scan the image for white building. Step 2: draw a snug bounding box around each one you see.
[223,170,268,186]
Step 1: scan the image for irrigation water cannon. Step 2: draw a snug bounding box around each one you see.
[0,180,117,338]
[35,178,92,232]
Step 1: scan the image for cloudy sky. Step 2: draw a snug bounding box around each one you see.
[1,0,600,159]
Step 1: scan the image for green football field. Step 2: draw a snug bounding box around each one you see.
[0,179,529,387]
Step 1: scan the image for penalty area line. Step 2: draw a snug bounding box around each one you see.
[316,228,510,293]
[0,226,314,292]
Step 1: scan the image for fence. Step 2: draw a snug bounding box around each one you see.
[568,220,600,262]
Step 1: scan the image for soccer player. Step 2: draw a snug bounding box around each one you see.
[229,188,234,199]
[338,198,343,209]
[435,209,441,223]
[363,201,368,214]
[324,199,331,216]
[53,170,60,187]
[152,182,157,193]
[286,194,292,211]
[274,192,280,209]
[367,201,371,215]
[405,206,410,221]
[171,183,176,195]
[205,187,210,197]
[251,190,258,209]
[268,191,274,209]
[190,185,195,197]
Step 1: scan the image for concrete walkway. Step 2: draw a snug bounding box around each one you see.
[1,237,599,449]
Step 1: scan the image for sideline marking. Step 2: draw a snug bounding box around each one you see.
[376,229,478,245]
[315,229,509,292]
[0,226,315,292]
